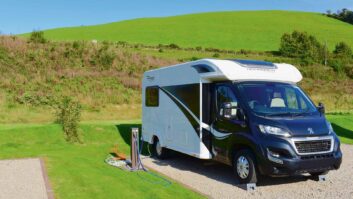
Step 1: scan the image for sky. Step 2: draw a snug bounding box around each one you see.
[0,0,352,34]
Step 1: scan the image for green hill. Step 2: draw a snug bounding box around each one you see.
[29,10,353,51]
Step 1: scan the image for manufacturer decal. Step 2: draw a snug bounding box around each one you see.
[307,127,314,135]
[146,75,155,81]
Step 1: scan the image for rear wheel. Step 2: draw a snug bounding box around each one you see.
[152,137,169,159]
[233,149,258,184]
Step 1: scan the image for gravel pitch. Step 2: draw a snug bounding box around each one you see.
[0,158,50,199]
[142,144,353,199]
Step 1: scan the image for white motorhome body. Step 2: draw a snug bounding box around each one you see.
[141,59,302,159]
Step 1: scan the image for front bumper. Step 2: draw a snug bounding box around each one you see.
[256,135,342,176]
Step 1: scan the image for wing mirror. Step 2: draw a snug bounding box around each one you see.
[317,102,325,115]
[220,102,246,121]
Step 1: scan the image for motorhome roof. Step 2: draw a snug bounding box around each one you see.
[145,59,303,84]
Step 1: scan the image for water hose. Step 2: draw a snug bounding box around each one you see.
[105,133,171,187]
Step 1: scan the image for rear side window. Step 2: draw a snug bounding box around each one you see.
[145,86,159,107]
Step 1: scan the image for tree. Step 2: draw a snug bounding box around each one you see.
[325,8,353,25]
[279,31,324,64]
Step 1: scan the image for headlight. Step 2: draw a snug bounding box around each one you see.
[258,125,291,137]
[326,121,334,134]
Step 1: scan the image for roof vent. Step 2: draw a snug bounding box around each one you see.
[191,64,215,73]
[233,59,276,69]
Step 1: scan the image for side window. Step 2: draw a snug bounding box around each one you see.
[217,86,239,119]
[145,86,159,107]
[285,88,298,109]
[299,96,308,110]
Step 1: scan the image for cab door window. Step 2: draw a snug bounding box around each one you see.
[216,86,239,120]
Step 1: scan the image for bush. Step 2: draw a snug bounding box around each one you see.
[16,93,57,106]
[205,47,221,53]
[328,59,345,73]
[238,49,253,55]
[190,56,199,61]
[344,65,353,78]
[56,97,82,143]
[29,31,46,44]
[279,31,324,65]
[329,42,353,77]
[168,43,180,49]
[99,51,115,69]
[195,46,203,51]
[333,42,352,59]
[90,46,116,70]
[212,53,220,58]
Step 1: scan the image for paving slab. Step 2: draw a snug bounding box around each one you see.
[0,158,52,199]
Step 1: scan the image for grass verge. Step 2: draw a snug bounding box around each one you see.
[0,121,203,199]
[327,114,353,144]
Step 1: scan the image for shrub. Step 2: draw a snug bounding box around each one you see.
[205,47,221,53]
[333,42,352,59]
[344,65,353,78]
[16,92,57,106]
[190,56,199,61]
[212,53,220,58]
[195,46,203,51]
[328,59,345,73]
[168,43,180,49]
[29,31,46,44]
[330,42,353,77]
[91,46,116,70]
[56,97,82,143]
[279,31,324,65]
[99,51,115,69]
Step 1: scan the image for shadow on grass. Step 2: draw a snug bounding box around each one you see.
[115,123,151,155]
[332,123,353,141]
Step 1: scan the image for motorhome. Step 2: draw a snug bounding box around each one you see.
[141,59,342,183]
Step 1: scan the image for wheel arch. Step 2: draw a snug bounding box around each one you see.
[151,134,163,146]
[228,134,259,166]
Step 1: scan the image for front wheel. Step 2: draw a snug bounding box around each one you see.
[233,149,258,184]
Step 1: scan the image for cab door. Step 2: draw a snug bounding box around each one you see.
[211,83,245,164]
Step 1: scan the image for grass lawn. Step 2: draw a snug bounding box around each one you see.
[327,114,353,144]
[0,121,203,199]
[0,114,351,198]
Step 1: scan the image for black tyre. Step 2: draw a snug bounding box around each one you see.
[233,149,258,184]
[309,171,329,177]
[152,137,169,159]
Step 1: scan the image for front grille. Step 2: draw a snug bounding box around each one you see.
[300,153,333,160]
[294,139,331,154]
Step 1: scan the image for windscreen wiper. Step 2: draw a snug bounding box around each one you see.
[265,112,292,117]
[291,110,311,117]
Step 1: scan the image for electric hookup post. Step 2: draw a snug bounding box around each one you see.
[131,128,139,170]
